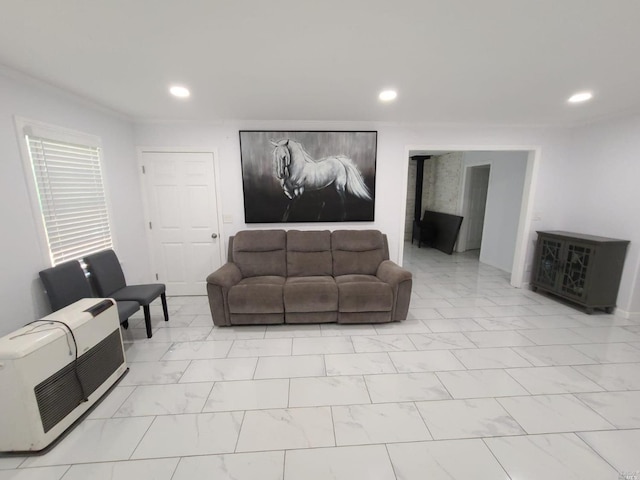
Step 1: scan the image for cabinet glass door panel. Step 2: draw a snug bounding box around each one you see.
[535,239,562,289]
[560,243,592,300]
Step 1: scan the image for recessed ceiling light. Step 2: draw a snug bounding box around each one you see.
[379,89,397,102]
[169,85,190,98]
[568,91,593,103]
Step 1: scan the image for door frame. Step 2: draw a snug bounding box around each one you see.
[136,146,225,291]
[457,163,491,253]
[399,145,540,289]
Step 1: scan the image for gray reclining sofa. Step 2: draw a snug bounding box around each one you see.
[206,229,412,326]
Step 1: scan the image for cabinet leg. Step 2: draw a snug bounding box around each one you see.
[585,307,594,314]
[604,307,614,314]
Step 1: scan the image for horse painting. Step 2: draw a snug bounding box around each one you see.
[271,139,372,221]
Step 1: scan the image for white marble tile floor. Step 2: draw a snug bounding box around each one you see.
[3,243,640,479]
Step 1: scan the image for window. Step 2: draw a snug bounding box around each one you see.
[19,119,113,266]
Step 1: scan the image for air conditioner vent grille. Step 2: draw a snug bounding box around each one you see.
[34,329,123,433]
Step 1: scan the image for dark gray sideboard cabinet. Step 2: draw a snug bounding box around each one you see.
[531,231,629,313]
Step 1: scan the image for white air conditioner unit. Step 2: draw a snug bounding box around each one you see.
[0,298,128,453]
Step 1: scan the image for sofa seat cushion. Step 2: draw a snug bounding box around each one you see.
[335,274,393,312]
[228,276,285,314]
[335,274,381,285]
[284,276,338,313]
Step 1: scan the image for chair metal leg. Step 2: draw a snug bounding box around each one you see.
[143,305,153,338]
[161,293,169,322]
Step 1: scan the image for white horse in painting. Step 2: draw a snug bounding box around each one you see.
[271,139,372,220]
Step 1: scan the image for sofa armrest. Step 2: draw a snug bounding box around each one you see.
[207,262,243,288]
[206,263,242,326]
[376,260,411,286]
[376,260,412,321]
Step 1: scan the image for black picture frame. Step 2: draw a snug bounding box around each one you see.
[239,130,377,223]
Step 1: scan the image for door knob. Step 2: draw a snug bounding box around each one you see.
[211,233,218,239]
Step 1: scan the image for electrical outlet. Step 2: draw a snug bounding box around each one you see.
[223,214,233,223]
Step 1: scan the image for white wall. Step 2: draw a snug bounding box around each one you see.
[133,121,570,284]
[0,67,148,336]
[3,63,637,334]
[461,152,528,273]
[136,119,635,316]
[560,114,640,317]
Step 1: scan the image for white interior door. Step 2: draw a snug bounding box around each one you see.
[465,165,490,250]
[141,151,222,296]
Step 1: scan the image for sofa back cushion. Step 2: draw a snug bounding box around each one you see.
[332,230,388,276]
[232,230,286,277]
[287,230,332,277]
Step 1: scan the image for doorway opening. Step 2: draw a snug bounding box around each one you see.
[402,148,538,288]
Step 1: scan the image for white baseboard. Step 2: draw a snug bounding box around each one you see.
[612,308,640,320]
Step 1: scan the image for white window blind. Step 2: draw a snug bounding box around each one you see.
[26,135,113,266]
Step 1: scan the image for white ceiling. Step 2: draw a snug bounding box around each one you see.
[2,0,639,126]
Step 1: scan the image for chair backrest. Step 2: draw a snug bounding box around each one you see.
[39,260,93,311]
[232,230,286,277]
[83,249,127,297]
[287,230,333,277]
[331,230,389,276]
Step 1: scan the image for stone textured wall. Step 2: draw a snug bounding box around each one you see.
[405,152,463,241]
[424,152,463,215]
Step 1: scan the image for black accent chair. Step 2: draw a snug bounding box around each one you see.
[83,250,168,338]
[39,260,140,327]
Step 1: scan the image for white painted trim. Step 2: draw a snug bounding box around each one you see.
[457,162,491,253]
[13,115,116,267]
[136,148,155,280]
[612,308,639,320]
[455,162,470,252]
[14,117,51,266]
[396,154,411,267]
[399,144,540,288]
[136,146,225,284]
[510,149,540,288]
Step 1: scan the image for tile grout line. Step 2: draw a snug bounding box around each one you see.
[570,392,624,430]
[281,449,286,480]
[126,414,158,461]
[383,443,400,480]
[572,431,626,475]
[328,406,338,447]
[480,437,514,480]
[168,456,181,480]
[412,400,435,440]
[232,410,247,453]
